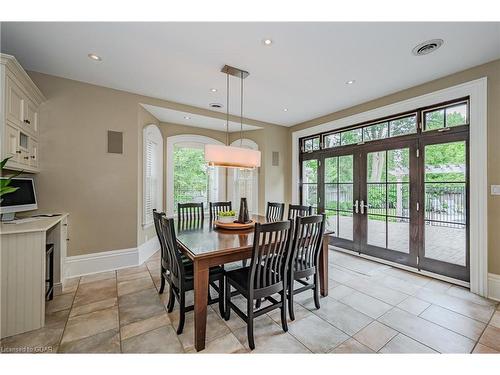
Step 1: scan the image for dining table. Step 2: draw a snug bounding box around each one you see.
[175,214,330,352]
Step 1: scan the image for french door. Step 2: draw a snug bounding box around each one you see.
[300,132,469,282]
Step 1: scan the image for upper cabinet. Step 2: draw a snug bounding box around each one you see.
[1,54,45,173]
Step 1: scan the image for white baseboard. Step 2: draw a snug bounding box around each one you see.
[488,273,500,302]
[64,237,160,278]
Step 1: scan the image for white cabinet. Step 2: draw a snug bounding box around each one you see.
[29,138,39,168]
[1,54,45,173]
[6,76,24,127]
[3,122,19,162]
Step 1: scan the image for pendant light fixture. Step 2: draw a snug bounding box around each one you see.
[204,65,261,169]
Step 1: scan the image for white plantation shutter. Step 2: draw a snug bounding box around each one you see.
[143,125,163,226]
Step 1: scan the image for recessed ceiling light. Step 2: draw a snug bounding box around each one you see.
[210,88,217,92]
[283,108,288,112]
[184,116,191,120]
[87,53,102,61]
[263,38,273,46]
[346,80,355,85]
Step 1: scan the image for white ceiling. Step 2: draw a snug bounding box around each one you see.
[1,22,499,126]
[141,104,262,132]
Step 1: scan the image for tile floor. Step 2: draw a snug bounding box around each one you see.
[1,249,499,354]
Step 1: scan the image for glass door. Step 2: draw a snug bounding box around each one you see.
[357,141,418,266]
[300,156,320,215]
[323,153,358,251]
[418,134,469,281]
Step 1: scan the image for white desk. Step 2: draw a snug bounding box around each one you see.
[0,213,69,339]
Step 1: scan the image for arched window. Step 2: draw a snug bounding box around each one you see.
[142,124,163,227]
[166,135,226,215]
[228,139,259,214]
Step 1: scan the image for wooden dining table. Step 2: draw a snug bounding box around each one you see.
[175,214,330,352]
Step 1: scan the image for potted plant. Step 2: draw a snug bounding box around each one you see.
[0,157,21,202]
[218,210,236,223]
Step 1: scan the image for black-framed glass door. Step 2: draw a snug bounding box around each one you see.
[357,140,418,267]
[299,98,470,283]
[323,152,358,252]
[418,133,470,281]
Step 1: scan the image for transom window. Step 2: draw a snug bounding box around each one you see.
[300,98,469,154]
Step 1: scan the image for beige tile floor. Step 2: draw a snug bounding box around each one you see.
[1,249,499,354]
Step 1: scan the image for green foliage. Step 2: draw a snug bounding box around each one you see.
[0,157,21,199]
[173,146,208,205]
[218,210,236,217]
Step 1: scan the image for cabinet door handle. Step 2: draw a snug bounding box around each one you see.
[31,156,36,159]
[16,150,22,154]
[24,119,31,124]
[23,156,29,160]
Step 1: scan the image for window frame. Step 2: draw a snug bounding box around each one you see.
[142,124,164,228]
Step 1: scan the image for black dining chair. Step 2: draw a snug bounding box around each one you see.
[178,202,204,222]
[287,204,312,220]
[266,202,285,222]
[209,201,232,222]
[224,220,293,350]
[154,212,225,334]
[287,214,325,321]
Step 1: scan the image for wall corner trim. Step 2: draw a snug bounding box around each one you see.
[488,273,500,302]
[64,236,160,278]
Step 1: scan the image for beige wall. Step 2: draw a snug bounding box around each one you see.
[288,58,500,275]
[28,71,288,254]
[30,71,140,256]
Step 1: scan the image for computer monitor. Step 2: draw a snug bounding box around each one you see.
[0,177,38,221]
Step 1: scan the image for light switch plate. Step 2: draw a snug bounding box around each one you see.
[491,185,500,195]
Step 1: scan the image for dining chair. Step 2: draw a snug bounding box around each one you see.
[266,202,285,222]
[177,202,204,222]
[287,214,325,321]
[209,201,232,222]
[287,204,312,220]
[155,213,225,334]
[224,219,293,350]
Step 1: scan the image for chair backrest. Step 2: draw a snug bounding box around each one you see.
[209,201,232,222]
[287,204,312,220]
[266,202,285,222]
[178,202,204,222]
[290,214,325,274]
[159,216,187,288]
[248,220,293,294]
[153,209,168,269]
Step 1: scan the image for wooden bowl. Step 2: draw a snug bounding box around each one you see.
[214,220,255,230]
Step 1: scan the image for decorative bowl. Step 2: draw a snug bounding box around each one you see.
[217,215,236,224]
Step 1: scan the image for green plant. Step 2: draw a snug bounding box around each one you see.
[0,157,21,200]
[218,210,236,217]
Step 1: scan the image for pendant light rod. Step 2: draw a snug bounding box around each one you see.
[226,71,229,146]
[240,71,243,147]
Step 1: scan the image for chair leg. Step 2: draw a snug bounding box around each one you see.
[255,299,262,308]
[288,279,295,321]
[159,269,166,294]
[177,292,186,334]
[167,286,175,312]
[218,278,225,317]
[247,299,255,350]
[281,288,288,332]
[224,280,231,321]
[313,273,321,310]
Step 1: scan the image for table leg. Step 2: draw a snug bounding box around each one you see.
[193,259,209,352]
[319,234,329,297]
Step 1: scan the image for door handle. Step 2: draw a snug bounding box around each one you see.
[360,200,368,215]
[353,200,359,214]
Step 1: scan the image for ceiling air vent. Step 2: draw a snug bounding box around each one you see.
[209,103,223,109]
[412,39,444,56]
